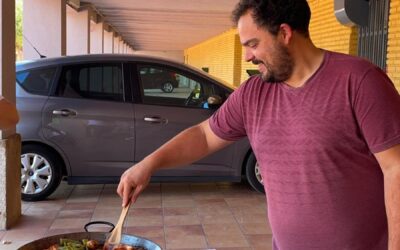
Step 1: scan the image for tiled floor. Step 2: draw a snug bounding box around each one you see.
[0,182,272,250]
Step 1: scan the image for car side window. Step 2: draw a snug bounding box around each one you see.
[138,65,214,108]
[56,63,124,102]
[16,67,56,96]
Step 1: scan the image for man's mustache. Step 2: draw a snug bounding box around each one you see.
[252,59,263,65]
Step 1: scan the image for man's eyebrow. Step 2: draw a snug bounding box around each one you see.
[242,38,259,46]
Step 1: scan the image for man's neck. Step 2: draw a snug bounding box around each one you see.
[285,40,325,88]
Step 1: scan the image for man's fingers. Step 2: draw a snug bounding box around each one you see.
[131,185,143,204]
[122,183,133,207]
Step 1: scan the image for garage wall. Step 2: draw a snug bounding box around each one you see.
[387,0,400,90]
[185,0,399,90]
[308,0,358,55]
[184,29,242,87]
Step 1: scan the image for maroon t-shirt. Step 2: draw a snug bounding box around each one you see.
[209,51,400,249]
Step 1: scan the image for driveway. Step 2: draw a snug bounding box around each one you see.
[0,182,272,250]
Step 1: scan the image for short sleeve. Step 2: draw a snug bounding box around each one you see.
[209,84,247,141]
[353,67,400,153]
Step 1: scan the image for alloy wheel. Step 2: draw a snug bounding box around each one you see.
[21,153,53,195]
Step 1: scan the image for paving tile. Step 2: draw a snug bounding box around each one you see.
[240,222,272,235]
[49,218,90,230]
[62,202,98,210]
[126,215,163,227]
[57,209,93,219]
[129,208,163,216]
[164,207,197,216]
[23,208,59,220]
[165,225,207,249]
[67,189,101,203]
[164,215,201,226]
[43,228,82,238]
[125,226,164,238]
[2,182,276,249]
[2,228,47,242]
[11,215,54,230]
[246,234,273,248]
[199,213,237,225]
[162,199,196,208]
[92,207,122,222]
[0,240,29,250]
[202,224,249,248]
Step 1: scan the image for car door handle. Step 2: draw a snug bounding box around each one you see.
[143,116,168,124]
[52,109,77,117]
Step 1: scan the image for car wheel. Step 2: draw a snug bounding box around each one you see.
[161,82,174,93]
[21,145,62,201]
[245,152,265,193]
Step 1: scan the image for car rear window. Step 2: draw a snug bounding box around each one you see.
[56,63,124,102]
[16,67,56,96]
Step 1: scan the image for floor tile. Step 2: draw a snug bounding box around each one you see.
[4,182,269,250]
[126,215,163,227]
[164,215,201,226]
[2,228,47,242]
[240,222,272,235]
[246,234,273,248]
[49,218,90,230]
[202,223,249,248]
[125,226,164,238]
[165,225,207,249]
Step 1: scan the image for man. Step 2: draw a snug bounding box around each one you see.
[118,0,400,249]
[0,96,19,130]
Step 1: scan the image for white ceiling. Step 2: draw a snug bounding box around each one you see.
[82,0,239,51]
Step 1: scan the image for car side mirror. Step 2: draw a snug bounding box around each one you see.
[207,95,223,109]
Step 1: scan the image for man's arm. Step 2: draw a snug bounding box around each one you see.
[0,97,19,129]
[375,144,400,250]
[117,119,233,207]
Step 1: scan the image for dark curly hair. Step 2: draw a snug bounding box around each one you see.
[232,0,311,37]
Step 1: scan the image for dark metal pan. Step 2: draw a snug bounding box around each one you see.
[18,221,162,250]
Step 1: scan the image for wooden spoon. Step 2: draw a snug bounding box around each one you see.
[104,202,132,249]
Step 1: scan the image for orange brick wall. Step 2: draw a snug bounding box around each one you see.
[387,0,400,90]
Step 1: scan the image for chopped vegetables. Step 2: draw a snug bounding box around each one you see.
[44,238,102,250]
[44,238,146,250]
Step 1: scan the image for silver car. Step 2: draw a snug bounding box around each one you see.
[16,54,263,201]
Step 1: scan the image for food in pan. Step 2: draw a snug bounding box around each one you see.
[43,238,146,250]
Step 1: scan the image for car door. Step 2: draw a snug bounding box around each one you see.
[41,62,134,180]
[132,63,237,178]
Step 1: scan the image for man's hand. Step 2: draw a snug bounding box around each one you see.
[117,163,153,207]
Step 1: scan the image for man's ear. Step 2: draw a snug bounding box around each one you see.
[278,23,293,45]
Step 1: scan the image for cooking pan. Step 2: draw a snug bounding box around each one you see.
[18,221,162,250]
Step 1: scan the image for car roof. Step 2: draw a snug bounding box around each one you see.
[16,54,237,90]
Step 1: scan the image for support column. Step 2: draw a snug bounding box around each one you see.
[104,27,114,53]
[67,5,90,55]
[0,0,21,230]
[113,35,120,54]
[23,0,66,59]
[90,18,104,54]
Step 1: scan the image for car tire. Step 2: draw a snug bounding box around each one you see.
[21,145,62,201]
[245,152,265,193]
[161,82,174,93]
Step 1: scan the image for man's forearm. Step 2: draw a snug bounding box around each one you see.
[141,120,231,173]
[384,167,400,250]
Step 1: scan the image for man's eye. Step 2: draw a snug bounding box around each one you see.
[249,43,257,48]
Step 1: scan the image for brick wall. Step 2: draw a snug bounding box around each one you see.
[387,0,400,90]
[308,0,358,55]
[185,0,399,90]
[184,29,242,87]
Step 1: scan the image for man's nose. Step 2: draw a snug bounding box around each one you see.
[244,49,255,62]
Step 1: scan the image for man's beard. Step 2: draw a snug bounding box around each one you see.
[253,44,294,83]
